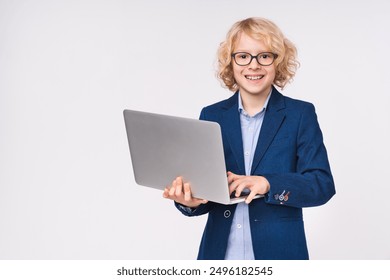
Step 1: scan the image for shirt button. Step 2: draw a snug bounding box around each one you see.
[224,210,231,218]
[237,224,242,229]
[245,151,250,156]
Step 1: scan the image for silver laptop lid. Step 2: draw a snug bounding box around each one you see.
[123,109,232,204]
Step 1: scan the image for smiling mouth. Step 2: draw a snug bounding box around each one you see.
[245,75,264,80]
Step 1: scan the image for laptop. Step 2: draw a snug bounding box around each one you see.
[123,109,263,205]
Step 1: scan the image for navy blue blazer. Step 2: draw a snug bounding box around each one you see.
[176,87,335,260]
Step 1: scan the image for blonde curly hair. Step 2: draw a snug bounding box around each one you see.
[217,17,299,91]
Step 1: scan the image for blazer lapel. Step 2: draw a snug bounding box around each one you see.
[220,94,246,175]
[250,88,286,174]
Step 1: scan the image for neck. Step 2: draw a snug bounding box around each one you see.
[240,90,271,116]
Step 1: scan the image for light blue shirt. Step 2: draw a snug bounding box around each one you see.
[224,91,271,260]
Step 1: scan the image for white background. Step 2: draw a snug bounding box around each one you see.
[1,0,389,260]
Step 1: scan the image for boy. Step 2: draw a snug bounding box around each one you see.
[163,17,335,260]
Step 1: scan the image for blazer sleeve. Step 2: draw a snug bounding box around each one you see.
[262,103,335,208]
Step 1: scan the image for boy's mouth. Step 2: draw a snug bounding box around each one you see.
[245,75,264,80]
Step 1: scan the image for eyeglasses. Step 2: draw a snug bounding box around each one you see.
[231,52,278,66]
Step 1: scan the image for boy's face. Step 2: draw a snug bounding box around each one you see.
[232,32,276,99]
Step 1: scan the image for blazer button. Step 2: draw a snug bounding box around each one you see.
[224,210,231,218]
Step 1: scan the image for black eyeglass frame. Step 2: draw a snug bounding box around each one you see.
[231,52,278,66]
